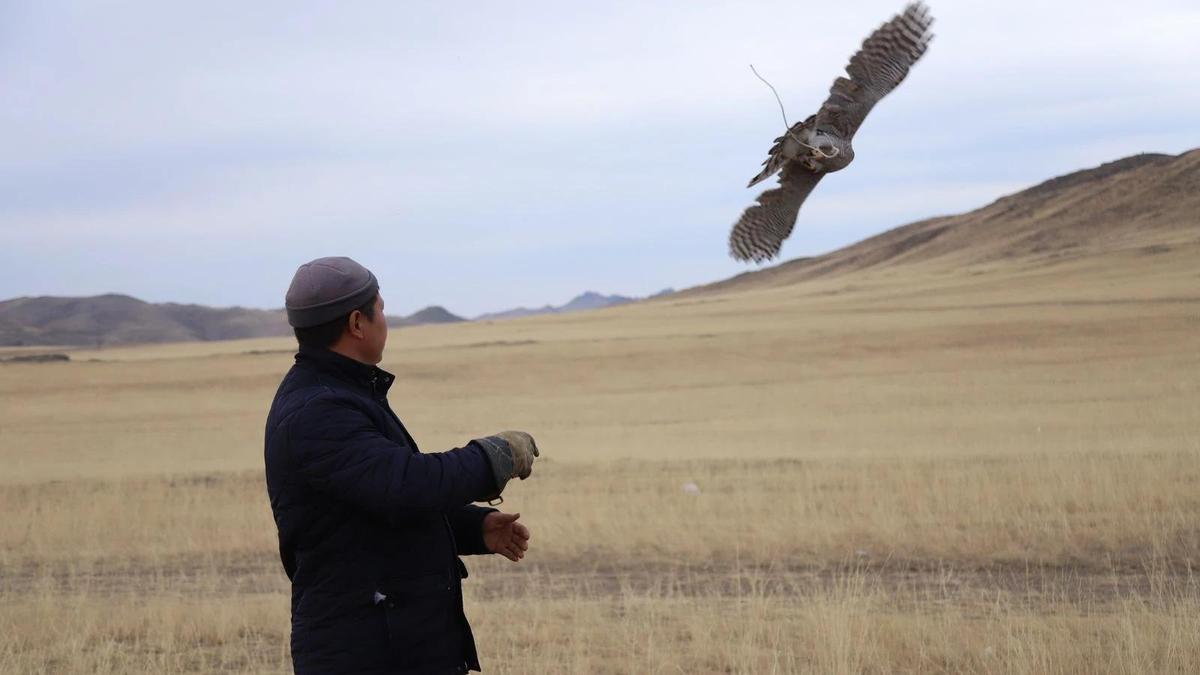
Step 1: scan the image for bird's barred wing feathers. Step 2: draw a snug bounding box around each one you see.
[729,164,825,263]
[817,2,933,140]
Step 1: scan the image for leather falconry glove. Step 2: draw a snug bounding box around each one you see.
[474,431,540,501]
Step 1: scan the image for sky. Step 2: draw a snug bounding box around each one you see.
[1,1,1198,317]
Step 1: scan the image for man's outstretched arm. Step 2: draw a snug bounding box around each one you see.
[286,395,538,524]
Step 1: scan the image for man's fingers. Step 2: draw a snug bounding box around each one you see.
[486,512,530,561]
[492,512,519,526]
[496,542,516,561]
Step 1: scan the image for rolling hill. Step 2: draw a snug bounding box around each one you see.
[0,298,463,347]
[0,295,291,347]
[389,306,465,327]
[688,149,1199,296]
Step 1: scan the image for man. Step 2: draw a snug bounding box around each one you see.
[264,256,540,674]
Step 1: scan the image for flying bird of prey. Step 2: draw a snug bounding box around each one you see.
[729,2,934,263]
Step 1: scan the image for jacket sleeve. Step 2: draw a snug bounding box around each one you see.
[286,392,499,524]
[449,504,497,555]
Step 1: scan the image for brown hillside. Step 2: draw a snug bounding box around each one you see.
[0,294,292,347]
[691,149,1200,295]
[0,295,473,347]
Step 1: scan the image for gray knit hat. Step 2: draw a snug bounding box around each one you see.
[285,256,379,328]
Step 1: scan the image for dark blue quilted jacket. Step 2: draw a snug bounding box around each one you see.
[264,345,500,674]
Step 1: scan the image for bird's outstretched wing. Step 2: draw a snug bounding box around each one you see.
[730,163,825,263]
[817,2,933,140]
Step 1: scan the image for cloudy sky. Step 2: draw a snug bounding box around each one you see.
[2,1,1197,316]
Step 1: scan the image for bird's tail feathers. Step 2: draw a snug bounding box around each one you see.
[747,152,787,188]
[748,121,808,187]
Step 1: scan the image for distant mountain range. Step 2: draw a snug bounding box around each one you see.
[474,290,673,321]
[0,289,672,347]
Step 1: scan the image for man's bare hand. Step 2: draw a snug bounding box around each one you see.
[482,512,530,562]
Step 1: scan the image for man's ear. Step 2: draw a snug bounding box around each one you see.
[347,310,364,339]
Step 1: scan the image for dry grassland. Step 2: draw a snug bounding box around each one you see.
[2,246,1199,673]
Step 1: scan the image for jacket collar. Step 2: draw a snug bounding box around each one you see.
[295,345,395,398]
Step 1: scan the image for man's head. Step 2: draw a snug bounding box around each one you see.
[286,257,388,365]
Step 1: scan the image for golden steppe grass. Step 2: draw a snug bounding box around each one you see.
[2,243,1199,673]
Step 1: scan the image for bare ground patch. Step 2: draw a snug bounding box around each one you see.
[4,552,1194,614]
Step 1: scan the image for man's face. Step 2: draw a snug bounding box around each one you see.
[361,293,388,364]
